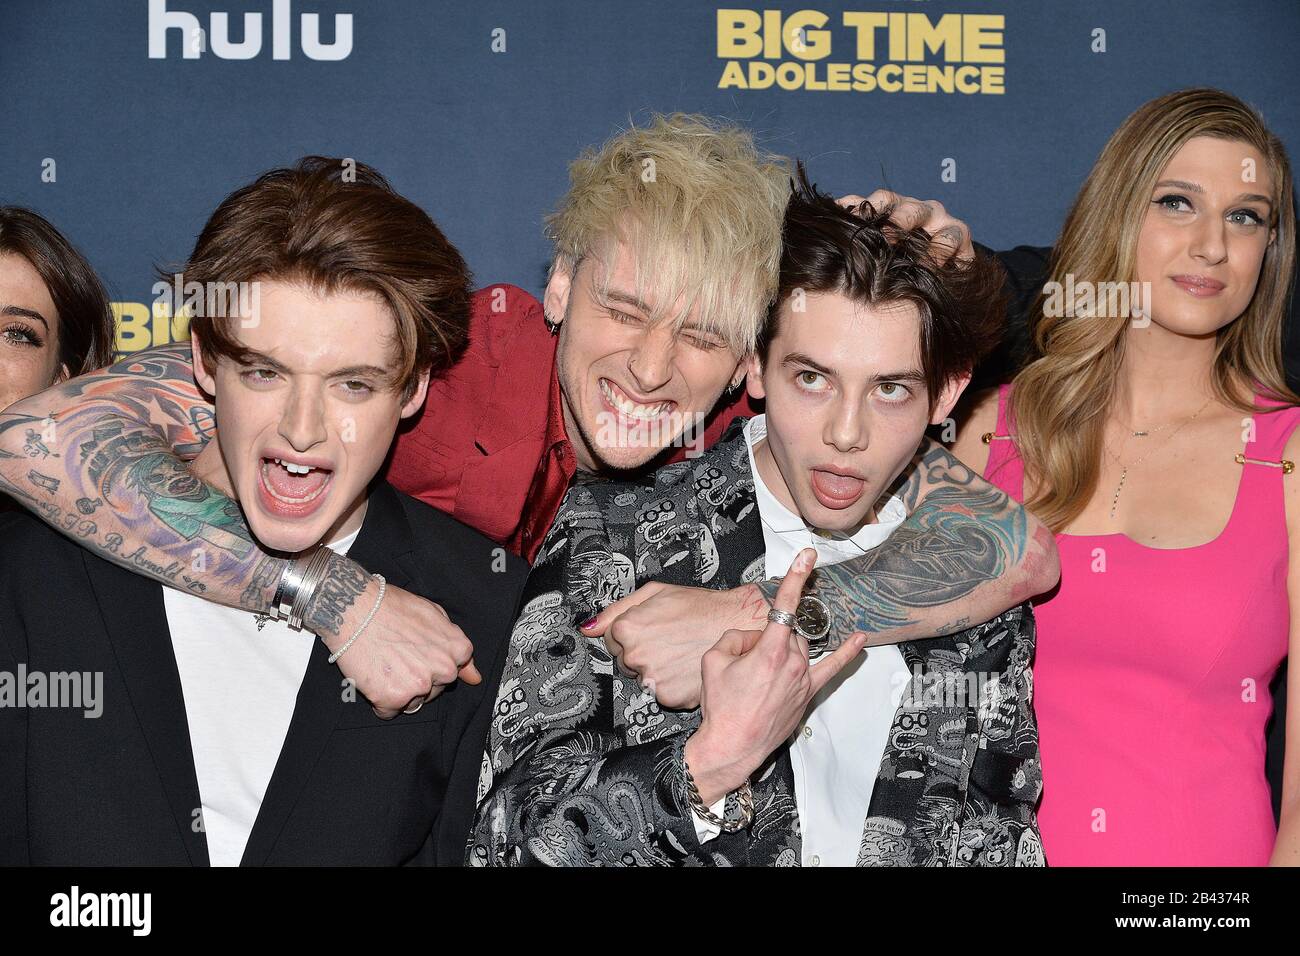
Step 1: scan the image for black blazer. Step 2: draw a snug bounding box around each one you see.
[0,480,527,865]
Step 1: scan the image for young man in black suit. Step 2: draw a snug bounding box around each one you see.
[0,157,527,865]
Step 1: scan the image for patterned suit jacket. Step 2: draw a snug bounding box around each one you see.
[469,420,1044,866]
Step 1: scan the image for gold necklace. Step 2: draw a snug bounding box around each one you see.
[1115,417,1177,438]
[1103,398,1213,519]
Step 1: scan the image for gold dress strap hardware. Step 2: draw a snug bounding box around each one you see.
[1235,452,1294,475]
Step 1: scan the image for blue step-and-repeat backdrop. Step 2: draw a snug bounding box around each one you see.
[2,0,1297,358]
[2,0,1297,829]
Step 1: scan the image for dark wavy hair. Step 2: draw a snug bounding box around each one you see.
[0,206,115,377]
[759,163,1007,405]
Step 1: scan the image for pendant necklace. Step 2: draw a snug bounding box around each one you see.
[1104,398,1212,519]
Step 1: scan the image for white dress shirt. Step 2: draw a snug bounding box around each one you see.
[162,525,361,867]
[693,415,911,866]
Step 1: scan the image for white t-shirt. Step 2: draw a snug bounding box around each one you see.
[162,526,361,867]
[695,415,911,867]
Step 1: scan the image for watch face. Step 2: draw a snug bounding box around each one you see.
[795,595,831,644]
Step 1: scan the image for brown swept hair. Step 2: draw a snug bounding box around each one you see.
[181,156,471,402]
[0,206,115,377]
[1010,88,1298,531]
[760,163,1007,403]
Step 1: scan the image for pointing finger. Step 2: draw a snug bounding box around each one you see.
[581,582,661,637]
[760,548,816,648]
[808,632,868,696]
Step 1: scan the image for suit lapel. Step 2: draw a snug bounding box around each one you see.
[621,423,800,865]
[897,632,971,677]
[859,633,978,865]
[240,481,421,865]
[83,554,210,866]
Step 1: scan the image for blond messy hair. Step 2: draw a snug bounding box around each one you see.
[547,113,791,355]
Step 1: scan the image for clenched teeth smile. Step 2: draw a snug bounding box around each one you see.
[599,379,673,421]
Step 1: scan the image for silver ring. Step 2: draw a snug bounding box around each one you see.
[402,700,424,715]
[766,608,799,628]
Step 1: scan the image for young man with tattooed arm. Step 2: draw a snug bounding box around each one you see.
[0,116,1056,722]
[0,158,527,865]
[472,170,1047,866]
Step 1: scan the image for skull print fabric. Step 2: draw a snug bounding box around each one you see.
[469,420,1043,866]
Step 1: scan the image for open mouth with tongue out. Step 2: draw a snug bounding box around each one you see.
[809,467,867,510]
[257,455,334,519]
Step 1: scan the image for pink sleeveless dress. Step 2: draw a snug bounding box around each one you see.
[984,384,1297,865]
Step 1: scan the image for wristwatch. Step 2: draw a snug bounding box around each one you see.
[794,594,832,657]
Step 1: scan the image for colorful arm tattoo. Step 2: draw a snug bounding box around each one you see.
[0,345,366,637]
[756,438,1055,648]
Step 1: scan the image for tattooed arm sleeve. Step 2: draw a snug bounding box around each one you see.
[0,344,365,637]
[756,438,1060,649]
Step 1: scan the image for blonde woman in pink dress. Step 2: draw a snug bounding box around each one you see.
[952,88,1300,866]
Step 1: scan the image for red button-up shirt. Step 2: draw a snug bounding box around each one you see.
[383,284,758,562]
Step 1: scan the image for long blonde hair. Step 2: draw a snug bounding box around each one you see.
[1010,88,1298,531]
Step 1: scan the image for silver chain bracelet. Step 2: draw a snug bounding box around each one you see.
[683,755,754,832]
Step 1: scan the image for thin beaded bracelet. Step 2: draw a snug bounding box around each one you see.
[328,573,387,664]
